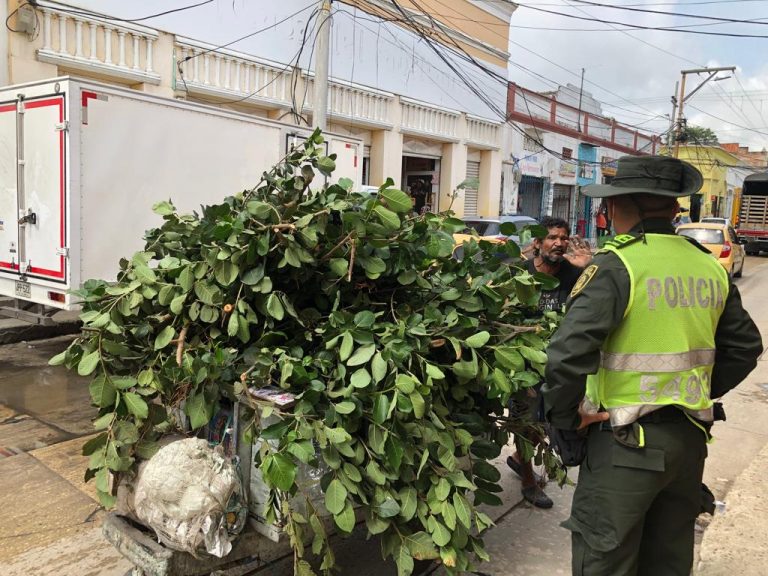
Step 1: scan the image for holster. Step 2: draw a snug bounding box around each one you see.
[550,427,588,467]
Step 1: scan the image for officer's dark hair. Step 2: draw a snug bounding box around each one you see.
[540,216,571,235]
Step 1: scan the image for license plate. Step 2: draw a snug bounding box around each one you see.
[15,280,30,299]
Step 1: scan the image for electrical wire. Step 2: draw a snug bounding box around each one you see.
[179,2,317,65]
[35,0,214,24]
[568,0,768,26]
[516,3,768,38]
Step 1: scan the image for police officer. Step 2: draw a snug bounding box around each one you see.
[541,155,763,576]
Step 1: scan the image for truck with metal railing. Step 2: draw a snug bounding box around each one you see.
[737,172,768,255]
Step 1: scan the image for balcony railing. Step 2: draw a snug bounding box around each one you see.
[36,1,160,85]
[467,115,501,149]
[400,98,460,141]
[175,39,294,109]
[302,77,394,128]
[507,83,660,155]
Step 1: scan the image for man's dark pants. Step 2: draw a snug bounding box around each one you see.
[565,418,707,575]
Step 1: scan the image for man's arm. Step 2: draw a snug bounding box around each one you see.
[542,253,629,430]
[710,283,763,398]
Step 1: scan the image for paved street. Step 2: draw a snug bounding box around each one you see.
[1,257,767,575]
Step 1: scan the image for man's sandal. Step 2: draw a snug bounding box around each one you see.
[521,485,554,509]
[506,456,547,488]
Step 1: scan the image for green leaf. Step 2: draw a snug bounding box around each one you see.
[134,265,157,284]
[339,332,354,361]
[395,374,415,394]
[317,156,336,176]
[437,445,457,472]
[376,497,400,518]
[261,419,293,440]
[185,393,214,429]
[424,363,445,380]
[194,281,218,306]
[78,351,100,376]
[470,439,501,459]
[380,188,413,213]
[453,493,472,530]
[373,395,390,424]
[82,432,108,456]
[520,346,548,365]
[246,200,274,220]
[178,266,195,292]
[374,205,401,230]
[333,502,355,533]
[335,401,356,415]
[362,257,386,277]
[89,376,116,408]
[325,479,348,515]
[268,453,297,491]
[465,331,490,348]
[123,392,149,420]
[112,377,137,390]
[350,368,371,389]
[365,509,391,535]
[405,531,439,560]
[136,440,161,460]
[397,270,417,285]
[266,293,285,320]
[347,344,376,366]
[371,353,387,384]
[329,258,348,278]
[442,501,457,530]
[494,347,525,372]
[435,478,451,502]
[396,545,415,576]
[430,518,451,547]
[49,350,67,366]
[214,261,239,286]
[399,487,418,521]
[170,294,186,315]
[409,392,426,419]
[154,326,175,350]
[473,461,502,483]
[325,427,352,445]
[241,265,265,286]
[227,313,240,337]
[152,200,175,215]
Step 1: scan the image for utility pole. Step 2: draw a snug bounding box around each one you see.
[314,0,332,132]
[577,67,585,133]
[668,81,678,148]
[673,66,735,157]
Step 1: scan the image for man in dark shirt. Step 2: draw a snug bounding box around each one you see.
[508,216,592,507]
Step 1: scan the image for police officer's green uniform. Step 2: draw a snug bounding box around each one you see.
[542,156,763,576]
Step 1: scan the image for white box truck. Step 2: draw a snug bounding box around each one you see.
[0,77,363,322]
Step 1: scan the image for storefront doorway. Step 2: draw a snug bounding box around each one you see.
[402,156,441,213]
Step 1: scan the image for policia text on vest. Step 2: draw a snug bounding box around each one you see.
[646,277,724,310]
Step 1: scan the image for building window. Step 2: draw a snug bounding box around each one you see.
[562,147,573,159]
[523,131,544,153]
[362,157,370,186]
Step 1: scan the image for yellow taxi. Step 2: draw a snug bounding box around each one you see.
[676,221,745,278]
[452,216,538,258]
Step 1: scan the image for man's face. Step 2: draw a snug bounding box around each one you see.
[537,226,570,263]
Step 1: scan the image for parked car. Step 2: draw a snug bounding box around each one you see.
[452,215,539,262]
[453,215,539,246]
[700,217,732,227]
[676,222,745,278]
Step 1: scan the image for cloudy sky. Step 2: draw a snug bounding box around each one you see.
[64,0,768,151]
[506,0,768,151]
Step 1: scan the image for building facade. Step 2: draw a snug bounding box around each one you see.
[674,146,743,221]
[1,0,513,216]
[503,82,660,239]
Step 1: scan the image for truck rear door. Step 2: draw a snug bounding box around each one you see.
[0,88,68,295]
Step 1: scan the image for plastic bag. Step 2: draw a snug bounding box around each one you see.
[127,437,246,557]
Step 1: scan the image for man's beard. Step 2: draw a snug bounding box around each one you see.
[541,250,565,264]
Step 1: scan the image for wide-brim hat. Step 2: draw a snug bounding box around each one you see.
[583,155,703,198]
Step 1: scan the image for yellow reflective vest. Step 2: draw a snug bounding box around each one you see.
[584,233,729,429]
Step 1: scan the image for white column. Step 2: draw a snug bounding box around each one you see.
[223,58,230,89]
[243,63,250,93]
[193,50,200,82]
[214,55,221,87]
[477,149,502,217]
[74,19,84,58]
[42,10,53,51]
[117,31,127,67]
[440,142,469,216]
[203,54,210,85]
[370,129,403,190]
[58,14,68,55]
[104,27,113,65]
[131,34,140,70]
[234,61,241,93]
[88,22,98,60]
[145,38,154,73]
